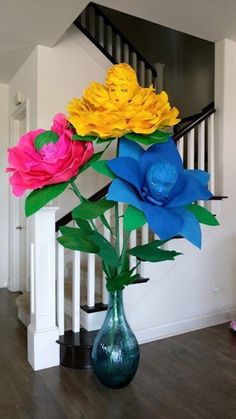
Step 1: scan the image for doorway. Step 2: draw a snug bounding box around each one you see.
[9,102,29,292]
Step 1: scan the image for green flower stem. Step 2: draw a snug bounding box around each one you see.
[69,179,85,202]
[118,232,130,275]
[114,139,121,259]
[114,203,120,257]
[69,180,97,231]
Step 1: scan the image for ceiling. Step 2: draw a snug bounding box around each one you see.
[0,0,87,83]
[1,0,236,83]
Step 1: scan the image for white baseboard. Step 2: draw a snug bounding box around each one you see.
[135,308,236,344]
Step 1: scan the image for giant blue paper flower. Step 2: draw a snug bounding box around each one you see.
[106,137,213,248]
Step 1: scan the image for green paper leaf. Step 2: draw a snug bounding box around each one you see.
[89,231,120,267]
[106,271,139,292]
[102,261,117,280]
[124,206,146,232]
[125,130,170,145]
[186,204,219,226]
[96,137,116,143]
[72,134,97,142]
[25,182,69,217]
[128,240,182,262]
[72,198,115,220]
[78,150,104,174]
[91,160,116,179]
[58,226,99,253]
[74,218,93,234]
[99,214,114,235]
[34,131,59,150]
[78,141,112,175]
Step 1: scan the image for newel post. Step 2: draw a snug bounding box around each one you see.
[27,207,60,370]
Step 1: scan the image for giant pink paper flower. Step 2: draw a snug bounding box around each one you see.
[7,113,94,196]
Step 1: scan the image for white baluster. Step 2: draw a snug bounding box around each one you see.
[153,63,165,92]
[28,207,59,371]
[140,224,149,276]
[72,250,81,333]
[198,121,205,170]
[57,237,64,336]
[98,16,104,47]
[118,203,124,250]
[89,6,95,37]
[177,136,184,161]
[115,34,121,62]
[208,113,215,194]
[80,9,87,29]
[129,230,137,271]
[140,61,145,86]
[131,51,137,71]
[146,68,153,86]
[187,129,195,169]
[102,211,110,305]
[124,43,129,62]
[142,224,149,246]
[87,252,95,308]
[198,121,205,207]
[107,26,113,56]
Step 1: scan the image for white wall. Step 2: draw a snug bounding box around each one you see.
[9,48,38,130]
[0,84,9,287]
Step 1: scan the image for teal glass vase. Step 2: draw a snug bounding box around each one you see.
[91,290,140,388]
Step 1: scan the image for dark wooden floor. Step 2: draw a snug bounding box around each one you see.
[1,289,236,419]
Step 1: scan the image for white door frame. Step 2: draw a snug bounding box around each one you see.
[9,100,30,291]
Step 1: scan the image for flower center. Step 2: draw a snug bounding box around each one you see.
[143,161,178,206]
[108,83,136,108]
[39,142,58,162]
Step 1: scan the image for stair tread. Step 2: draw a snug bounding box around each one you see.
[57,328,98,347]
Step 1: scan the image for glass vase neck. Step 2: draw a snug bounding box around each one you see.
[107,290,125,321]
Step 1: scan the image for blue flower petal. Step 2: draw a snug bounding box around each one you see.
[166,171,212,208]
[119,138,144,161]
[183,169,210,186]
[141,201,184,240]
[139,137,183,178]
[171,207,202,248]
[107,178,142,210]
[107,157,144,194]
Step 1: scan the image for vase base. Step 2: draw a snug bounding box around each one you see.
[95,377,134,389]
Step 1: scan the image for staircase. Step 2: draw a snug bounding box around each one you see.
[74,2,159,89]
[16,4,227,372]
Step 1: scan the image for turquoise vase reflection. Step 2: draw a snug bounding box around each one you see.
[91,290,140,389]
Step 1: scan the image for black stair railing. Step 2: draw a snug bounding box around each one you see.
[74,2,158,87]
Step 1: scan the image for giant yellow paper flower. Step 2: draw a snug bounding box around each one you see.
[67,63,180,139]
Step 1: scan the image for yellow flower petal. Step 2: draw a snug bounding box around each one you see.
[67,63,180,139]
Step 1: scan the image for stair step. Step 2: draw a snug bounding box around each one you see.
[57,329,98,369]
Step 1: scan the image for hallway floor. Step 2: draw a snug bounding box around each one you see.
[1,289,236,419]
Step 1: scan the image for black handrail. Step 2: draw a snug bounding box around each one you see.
[175,102,214,126]
[56,103,216,231]
[74,2,157,78]
[173,106,215,142]
[90,3,157,76]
